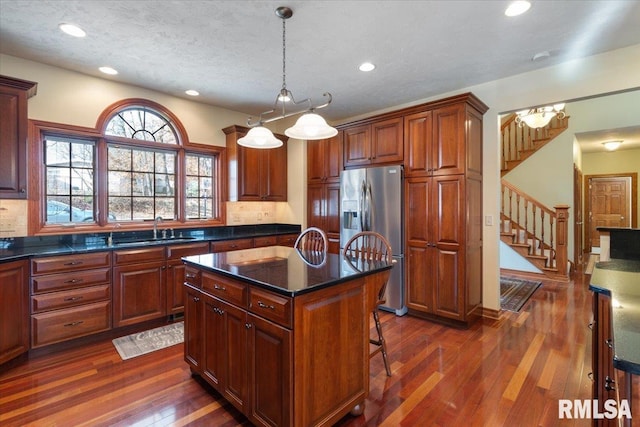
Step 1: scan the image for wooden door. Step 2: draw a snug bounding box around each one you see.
[112,261,166,327]
[587,176,632,248]
[248,313,291,427]
[432,104,465,176]
[263,143,287,201]
[343,124,371,168]
[238,146,263,200]
[573,165,584,268]
[0,259,29,364]
[183,285,202,371]
[432,175,465,320]
[325,131,343,181]
[306,183,325,230]
[222,301,248,413]
[404,110,433,177]
[371,117,403,164]
[306,132,343,183]
[202,293,225,389]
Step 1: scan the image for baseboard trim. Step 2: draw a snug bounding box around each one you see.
[500,268,547,281]
[481,306,501,320]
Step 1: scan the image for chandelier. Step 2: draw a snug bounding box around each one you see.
[238,6,338,149]
[515,103,566,129]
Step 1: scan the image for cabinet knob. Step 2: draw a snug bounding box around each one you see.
[605,339,613,349]
[20,188,26,193]
[193,297,200,302]
[245,323,252,329]
[604,376,616,391]
[64,320,84,327]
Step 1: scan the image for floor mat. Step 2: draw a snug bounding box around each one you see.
[112,322,183,360]
[500,277,542,312]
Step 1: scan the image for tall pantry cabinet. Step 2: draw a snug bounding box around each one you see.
[404,94,487,326]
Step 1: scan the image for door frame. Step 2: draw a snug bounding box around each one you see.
[573,164,583,268]
[583,172,638,252]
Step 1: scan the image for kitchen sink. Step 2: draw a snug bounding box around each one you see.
[113,236,197,246]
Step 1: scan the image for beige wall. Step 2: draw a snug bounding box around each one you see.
[3,44,640,311]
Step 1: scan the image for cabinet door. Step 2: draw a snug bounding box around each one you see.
[0,77,35,198]
[0,260,29,364]
[326,182,341,252]
[238,147,263,200]
[372,117,403,164]
[405,178,433,312]
[167,261,187,315]
[184,285,202,372]
[306,183,325,230]
[113,261,166,327]
[222,301,248,412]
[404,110,433,176]
[432,104,465,176]
[202,293,225,389]
[431,175,465,320]
[307,139,326,183]
[262,144,287,201]
[343,124,371,168]
[325,131,343,182]
[248,313,292,427]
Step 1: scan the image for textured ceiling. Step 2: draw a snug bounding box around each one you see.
[1,0,640,148]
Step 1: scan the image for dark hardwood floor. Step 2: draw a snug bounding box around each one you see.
[1,272,633,426]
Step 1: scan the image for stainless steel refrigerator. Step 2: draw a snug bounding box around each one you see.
[340,165,407,315]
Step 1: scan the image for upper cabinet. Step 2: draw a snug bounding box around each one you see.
[0,75,37,199]
[343,117,403,168]
[307,131,343,184]
[223,125,288,202]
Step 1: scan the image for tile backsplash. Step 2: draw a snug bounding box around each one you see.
[226,201,278,225]
[0,199,28,237]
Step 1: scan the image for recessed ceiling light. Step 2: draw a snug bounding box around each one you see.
[185,89,200,96]
[359,62,376,72]
[59,23,86,38]
[505,1,531,17]
[99,66,118,75]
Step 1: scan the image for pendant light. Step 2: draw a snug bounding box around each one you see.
[239,6,337,148]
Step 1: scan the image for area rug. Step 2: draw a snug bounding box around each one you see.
[500,277,542,312]
[112,322,184,360]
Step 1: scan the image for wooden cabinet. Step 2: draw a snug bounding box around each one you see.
[0,259,29,364]
[276,233,298,247]
[0,75,37,198]
[307,132,342,253]
[166,241,209,316]
[403,93,486,326]
[210,238,254,253]
[30,252,112,348]
[112,246,166,327]
[184,271,292,427]
[223,125,288,202]
[343,117,403,168]
[591,292,617,426]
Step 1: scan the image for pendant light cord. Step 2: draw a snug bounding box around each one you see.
[281,17,287,94]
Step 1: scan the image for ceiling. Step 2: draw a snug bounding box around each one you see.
[1,0,640,149]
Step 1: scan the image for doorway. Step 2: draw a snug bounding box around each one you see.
[584,173,638,252]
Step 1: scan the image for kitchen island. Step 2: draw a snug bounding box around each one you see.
[181,246,394,427]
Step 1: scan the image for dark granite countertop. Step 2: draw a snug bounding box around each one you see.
[0,224,300,262]
[182,246,394,297]
[590,259,640,375]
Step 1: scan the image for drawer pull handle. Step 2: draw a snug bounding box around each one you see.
[257,301,275,310]
[64,320,84,327]
[186,273,196,279]
[214,284,226,291]
[64,278,84,284]
[63,261,83,266]
[63,296,84,302]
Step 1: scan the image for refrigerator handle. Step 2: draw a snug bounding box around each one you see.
[360,180,367,231]
[366,181,373,231]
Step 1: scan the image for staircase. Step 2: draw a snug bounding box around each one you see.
[500,112,571,281]
[501,113,569,176]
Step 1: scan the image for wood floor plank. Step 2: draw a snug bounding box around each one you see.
[2,272,638,426]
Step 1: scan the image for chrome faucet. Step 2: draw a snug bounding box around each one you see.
[153,216,163,239]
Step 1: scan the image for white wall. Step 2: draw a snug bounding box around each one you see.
[3,44,640,311]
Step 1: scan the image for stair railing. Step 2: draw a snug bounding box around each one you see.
[501,179,569,277]
[501,113,569,172]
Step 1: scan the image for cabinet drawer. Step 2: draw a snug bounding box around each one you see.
[184,266,202,288]
[31,252,111,275]
[31,267,110,294]
[202,272,247,308]
[31,284,111,313]
[31,301,111,348]
[166,242,210,260]
[253,235,278,247]
[210,238,254,253]
[276,234,299,247]
[249,287,292,328]
[113,246,166,265]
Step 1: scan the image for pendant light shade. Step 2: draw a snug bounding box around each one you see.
[285,113,338,140]
[237,126,283,149]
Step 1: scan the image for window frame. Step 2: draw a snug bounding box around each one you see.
[28,99,226,235]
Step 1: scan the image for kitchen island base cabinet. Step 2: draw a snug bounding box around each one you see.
[0,259,29,365]
[183,248,391,427]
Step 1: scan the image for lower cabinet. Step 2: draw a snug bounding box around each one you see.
[166,242,210,316]
[113,247,166,327]
[184,278,291,427]
[591,291,618,427]
[0,259,29,364]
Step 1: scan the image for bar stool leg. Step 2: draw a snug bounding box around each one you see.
[372,308,392,376]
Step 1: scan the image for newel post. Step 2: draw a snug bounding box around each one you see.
[554,205,570,277]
